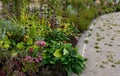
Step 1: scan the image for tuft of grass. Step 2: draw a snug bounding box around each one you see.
[117,30,120,33]
[89,29,92,31]
[108,44,112,46]
[114,61,120,64]
[84,40,89,44]
[100,29,104,31]
[111,64,115,67]
[96,37,104,41]
[96,50,102,53]
[111,37,114,40]
[96,38,101,41]
[105,43,107,45]
[96,33,100,37]
[94,45,100,49]
[100,65,105,68]
[102,61,108,64]
[88,33,92,37]
[95,42,98,45]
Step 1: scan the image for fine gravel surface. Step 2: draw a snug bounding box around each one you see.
[73,12,120,76]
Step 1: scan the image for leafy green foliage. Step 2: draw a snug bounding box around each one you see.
[41,41,86,75]
[0,10,85,76]
[45,29,69,42]
[1,0,120,76]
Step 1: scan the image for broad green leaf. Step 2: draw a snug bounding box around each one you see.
[64,43,72,49]
[0,41,3,47]
[63,48,69,55]
[3,36,11,44]
[3,43,10,48]
[16,42,24,49]
[50,60,56,64]
[53,49,62,57]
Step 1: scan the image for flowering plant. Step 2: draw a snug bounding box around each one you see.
[35,40,46,47]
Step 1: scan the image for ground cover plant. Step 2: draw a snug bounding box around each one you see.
[0,0,120,76]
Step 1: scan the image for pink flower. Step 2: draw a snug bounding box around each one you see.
[28,48,34,53]
[24,56,30,60]
[35,40,46,47]
[75,36,79,41]
[34,58,39,63]
[23,55,43,63]
[37,55,42,61]
[24,55,33,62]
[33,58,39,63]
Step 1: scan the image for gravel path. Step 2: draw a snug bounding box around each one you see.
[75,12,120,76]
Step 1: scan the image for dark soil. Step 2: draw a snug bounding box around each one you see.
[39,64,67,76]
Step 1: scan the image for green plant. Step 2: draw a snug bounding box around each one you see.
[45,29,69,42]
[2,0,30,18]
[42,41,86,76]
[76,7,98,31]
[0,5,85,76]
[116,3,120,11]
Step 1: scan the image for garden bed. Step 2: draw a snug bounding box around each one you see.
[0,0,120,76]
